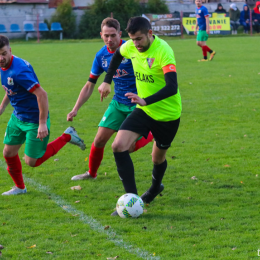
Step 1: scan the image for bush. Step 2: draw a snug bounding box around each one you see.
[79,0,141,39]
[50,0,76,39]
[146,0,169,14]
[79,0,170,39]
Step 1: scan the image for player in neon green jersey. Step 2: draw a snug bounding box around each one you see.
[98,16,182,216]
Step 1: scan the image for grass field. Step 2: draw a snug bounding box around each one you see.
[0,35,260,259]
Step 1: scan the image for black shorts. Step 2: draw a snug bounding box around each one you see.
[120,108,180,150]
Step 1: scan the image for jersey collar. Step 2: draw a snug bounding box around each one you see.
[1,55,14,71]
[107,39,123,54]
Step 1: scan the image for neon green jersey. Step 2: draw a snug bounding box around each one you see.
[120,35,182,121]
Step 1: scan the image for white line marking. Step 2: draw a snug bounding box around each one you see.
[0,160,160,260]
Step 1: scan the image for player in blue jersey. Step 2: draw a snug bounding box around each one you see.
[0,35,86,195]
[67,18,153,181]
[195,0,216,61]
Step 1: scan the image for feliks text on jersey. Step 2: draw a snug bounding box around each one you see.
[135,72,154,83]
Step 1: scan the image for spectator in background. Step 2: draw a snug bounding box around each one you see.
[252,1,260,33]
[240,4,250,33]
[215,3,227,14]
[229,3,240,34]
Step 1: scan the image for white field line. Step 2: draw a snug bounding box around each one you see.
[0,160,160,260]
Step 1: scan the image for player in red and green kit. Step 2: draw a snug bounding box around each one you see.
[0,35,85,195]
[195,0,216,61]
[98,17,181,216]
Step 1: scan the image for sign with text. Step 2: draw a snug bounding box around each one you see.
[142,13,181,36]
[183,13,230,35]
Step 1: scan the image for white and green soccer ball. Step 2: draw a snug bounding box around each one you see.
[116,193,144,218]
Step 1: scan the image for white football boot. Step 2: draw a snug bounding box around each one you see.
[71,171,97,180]
[64,126,86,150]
[2,186,27,195]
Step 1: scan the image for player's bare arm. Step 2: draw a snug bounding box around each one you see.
[194,20,198,35]
[0,94,10,115]
[67,81,95,121]
[206,16,210,34]
[33,86,49,141]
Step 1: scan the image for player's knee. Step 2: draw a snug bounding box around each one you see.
[152,154,166,165]
[196,42,201,47]
[3,148,16,158]
[25,157,36,167]
[94,136,108,148]
[112,140,126,153]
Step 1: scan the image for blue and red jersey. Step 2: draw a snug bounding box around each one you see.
[90,39,136,106]
[196,5,209,31]
[1,55,41,123]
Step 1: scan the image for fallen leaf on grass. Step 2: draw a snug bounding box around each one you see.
[27,244,36,249]
[232,247,236,250]
[107,256,119,260]
[224,165,230,167]
[171,156,176,159]
[143,209,147,213]
[71,185,82,190]
[244,135,247,137]
[256,174,258,177]
[75,200,80,203]
[153,253,156,256]
[71,233,77,237]
[73,214,79,217]
[54,158,59,161]
[46,251,53,254]
[191,176,197,180]
[85,157,88,162]
[206,158,210,161]
[240,181,243,184]
[104,225,110,230]
[62,206,68,209]
[2,223,6,226]
[142,226,147,229]
[105,172,107,176]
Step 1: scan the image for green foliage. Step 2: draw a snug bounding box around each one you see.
[145,0,169,14]
[79,0,141,38]
[50,0,76,39]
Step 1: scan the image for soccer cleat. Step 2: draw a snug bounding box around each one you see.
[209,51,216,61]
[198,59,208,62]
[141,183,164,204]
[71,171,97,180]
[2,186,27,195]
[64,126,86,150]
[111,210,119,216]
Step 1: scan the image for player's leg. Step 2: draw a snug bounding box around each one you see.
[141,117,180,204]
[2,114,27,195]
[24,118,85,167]
[71,127,115,180]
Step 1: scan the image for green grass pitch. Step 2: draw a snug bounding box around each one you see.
[0,35,260,259]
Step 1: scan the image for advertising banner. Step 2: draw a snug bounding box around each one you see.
[183,13,231,35]
[142,13,182,36]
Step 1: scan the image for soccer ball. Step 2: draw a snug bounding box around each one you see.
[116,193,144,218]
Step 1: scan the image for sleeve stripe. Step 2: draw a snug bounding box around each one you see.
[89,73,99,79]
[163,64,176,74]
[29,83,40,93]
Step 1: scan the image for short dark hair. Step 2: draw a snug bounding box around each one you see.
[0,35,9,49]
[101,17,120,32]
[126,17,151,34]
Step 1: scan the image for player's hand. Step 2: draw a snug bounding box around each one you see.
[67,110,77,121]
[37,124,48,141]
[194,30,197,35]
[98,83,111,102]
[125,93,147,106]
[206,29,210,34]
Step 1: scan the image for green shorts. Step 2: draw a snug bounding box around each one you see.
[197,30,208,42]
[4,113,51,159]
[98,99,135,131]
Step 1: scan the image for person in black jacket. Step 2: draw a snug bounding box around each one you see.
[215,3,227,14]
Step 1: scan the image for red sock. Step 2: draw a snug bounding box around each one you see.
[4,154,25,189]
[134,131,154,152]
[88,143,104,177]
[203,45,212,53]
[35,133,71,167]
[202,46,207,57]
